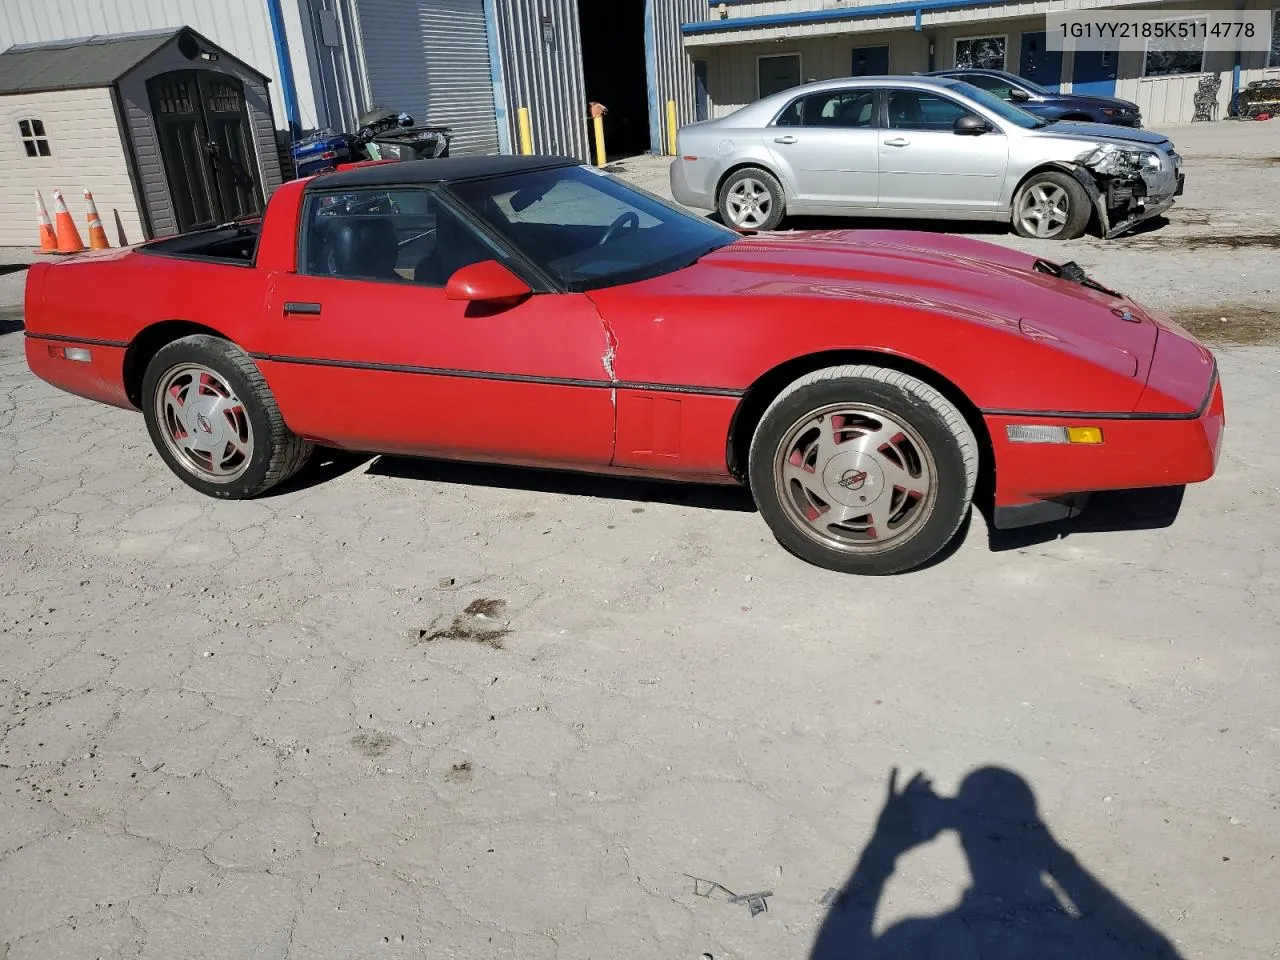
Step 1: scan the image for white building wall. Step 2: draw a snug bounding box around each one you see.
[0,0,322,131]
[0,87,143,246]
[693,0,1280,126]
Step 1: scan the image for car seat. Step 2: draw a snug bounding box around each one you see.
[330,217,400,279]
[413,208,496,286]
[888,93,923,127]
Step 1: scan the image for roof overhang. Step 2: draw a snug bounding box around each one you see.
[683,0,1170,46]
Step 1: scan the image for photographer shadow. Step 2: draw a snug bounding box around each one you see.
[812,767,1185,959]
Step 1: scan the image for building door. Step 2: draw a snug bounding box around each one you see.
[1073,45,1118,97]
[851,45,889,77]
[758,54,801,99]
[694,60,709,121]
[148,70,263,233]
[355,0,499,156]
[1019,32,1062,91]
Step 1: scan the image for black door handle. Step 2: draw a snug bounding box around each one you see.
[283,302,322,316]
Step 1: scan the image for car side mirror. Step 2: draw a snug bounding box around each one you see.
[444,260,531,305]
[953,114,992,135]
[1009,88,1031,102]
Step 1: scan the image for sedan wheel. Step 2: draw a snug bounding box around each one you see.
[717,167,785,231]
[748,365,978,575]
[1011,170,1091,240]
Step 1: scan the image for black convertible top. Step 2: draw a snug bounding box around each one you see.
[306,154,581,190]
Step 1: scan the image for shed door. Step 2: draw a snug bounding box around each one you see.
[356,0,498,156]
[148,70,263,232]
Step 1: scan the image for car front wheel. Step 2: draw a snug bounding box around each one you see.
[748,365,979,575]
[1011,170,1091,240]
[141,334,313,499]
[717,167,786,231]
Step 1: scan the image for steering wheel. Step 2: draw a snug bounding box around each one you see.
[598,211,639,246]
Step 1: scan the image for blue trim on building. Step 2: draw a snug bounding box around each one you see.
[914,8,922,30]
[645,0,663,155]
[683,0,1003,35]
[482,0,512,154]
[264,0,301,136]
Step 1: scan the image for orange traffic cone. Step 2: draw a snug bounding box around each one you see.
[50,189,85,255]
[83,189,110,250]
[34,189,58,254]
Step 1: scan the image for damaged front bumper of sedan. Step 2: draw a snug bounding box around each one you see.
[1070,143,1184,239]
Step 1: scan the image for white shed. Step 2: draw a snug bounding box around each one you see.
[0,27,284,248]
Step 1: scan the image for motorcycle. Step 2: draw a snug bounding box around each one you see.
[291,106,452,179]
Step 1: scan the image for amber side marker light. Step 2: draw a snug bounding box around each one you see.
[1006,424,1104,444]
[47,345,92,362]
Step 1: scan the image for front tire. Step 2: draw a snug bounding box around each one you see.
[1011,170,1091,240]
[717,167,786,231]
[141,335,313,499]
[747,365,979,575]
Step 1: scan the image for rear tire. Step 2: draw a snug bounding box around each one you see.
[747,365,978,575]
[717,167,786,231]
[141,335,313,499]
[1011,170,1091,240]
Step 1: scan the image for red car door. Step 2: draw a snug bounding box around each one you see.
[257,185,615,470]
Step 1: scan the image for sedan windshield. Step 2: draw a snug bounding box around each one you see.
[948,81,1046,129]
[449,164,740,291]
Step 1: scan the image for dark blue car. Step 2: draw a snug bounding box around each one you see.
[926,68,1143,127]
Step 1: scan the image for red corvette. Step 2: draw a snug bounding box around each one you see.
[23,156,1224,574]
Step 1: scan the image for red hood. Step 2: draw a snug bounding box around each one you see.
[663,229,1158,381]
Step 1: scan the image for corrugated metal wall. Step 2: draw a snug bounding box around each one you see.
[491,0,589,160]
[0,0,321,130]
[649,0,707,152]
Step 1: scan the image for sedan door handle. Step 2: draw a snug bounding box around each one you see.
[773,135,798,144]
[883,137,910,147]
[283,302,322,317]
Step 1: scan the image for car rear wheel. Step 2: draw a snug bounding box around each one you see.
[141,334,313,499]
[1012,170,1091,240]
[718,167,786,231]
[748,365,979,575]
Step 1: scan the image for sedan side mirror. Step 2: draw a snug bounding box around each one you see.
[953,114,992,135]
[1009,88,1032,102]
[444,259,532,305]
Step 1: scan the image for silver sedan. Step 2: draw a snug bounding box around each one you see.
[670,76,1183,240]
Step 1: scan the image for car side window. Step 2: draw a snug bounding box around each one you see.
[300,187,507,286]
[963,73,1015,99]
[776,90,876,128]
[886,90,975,131]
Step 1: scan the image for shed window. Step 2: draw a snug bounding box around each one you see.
[18,119,51,157]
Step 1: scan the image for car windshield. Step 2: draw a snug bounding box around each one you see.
[449,164,740,291]
[948,81,1047,128]
[1008,74,1050,95]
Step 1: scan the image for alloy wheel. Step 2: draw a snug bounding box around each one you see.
[154,363,254,483]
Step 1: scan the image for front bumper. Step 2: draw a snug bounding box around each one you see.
[986,373,1224,526]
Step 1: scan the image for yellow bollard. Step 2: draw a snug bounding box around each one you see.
[593,115,606,166]
[666,100,678,156]
[518,107,533,155]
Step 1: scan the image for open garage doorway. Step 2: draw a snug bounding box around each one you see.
[578,0,652,159]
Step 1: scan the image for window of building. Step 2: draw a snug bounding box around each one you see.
[758,53,802,99]
[954,36,1006,71]
[1144,21,1207,77]
[776,89,877,128]
[886,90,975,130]
[300,188,505,286]
[18,119,51,157]
[1270,9,1279,68]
